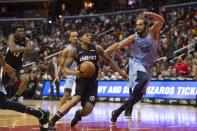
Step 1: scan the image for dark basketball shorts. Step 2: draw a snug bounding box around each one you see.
[74,78,98,107]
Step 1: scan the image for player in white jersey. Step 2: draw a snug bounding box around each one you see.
[105,12,164,123]
[53,31,78,107]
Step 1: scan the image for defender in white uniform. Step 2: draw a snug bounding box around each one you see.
[53,31,78,107]
[63,44,77,96]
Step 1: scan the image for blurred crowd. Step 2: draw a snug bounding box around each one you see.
[0,3,196,84]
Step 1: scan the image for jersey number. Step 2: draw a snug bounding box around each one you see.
[14,52,20,57]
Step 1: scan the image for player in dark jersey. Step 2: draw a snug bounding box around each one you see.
[2,25,34,101]
[48,31,128,129]
[0,54,49,131]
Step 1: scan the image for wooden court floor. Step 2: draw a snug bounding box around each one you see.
[0,100,197,131]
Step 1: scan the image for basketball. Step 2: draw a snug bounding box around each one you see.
[80,61,95,76]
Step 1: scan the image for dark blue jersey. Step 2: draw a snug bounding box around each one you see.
[75,44,99,80]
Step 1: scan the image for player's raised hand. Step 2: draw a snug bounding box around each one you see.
[144,12,154,18]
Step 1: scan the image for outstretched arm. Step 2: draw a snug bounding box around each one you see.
[105,34,135,54]
[64,48,78,76]
[97,45,128,80]
[144,12,164,40]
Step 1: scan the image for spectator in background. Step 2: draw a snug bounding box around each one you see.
[193,51,197,62]
[111,72,122,80]
[98,71,110,80]
[190,63,197,77]
[42,69,51,80]
[193,66,197,80]
[171,68,178,78]
[161,34,175,63]
[185,53,193,68]
[47,57,60,100]
[23,69,38,99]
[174,56,190,77]
[152,67,158,78]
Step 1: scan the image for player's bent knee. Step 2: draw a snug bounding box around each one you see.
[82,108,93,116]
[63,92,71,97]
[83,102,94,115]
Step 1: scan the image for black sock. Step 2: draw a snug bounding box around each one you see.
[50,111,63,126]
[116,97,135,113]
[116,104,126,113]
[76,110,82,120]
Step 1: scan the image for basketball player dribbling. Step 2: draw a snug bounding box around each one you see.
[48,30,128,129]
[0,54,49,131]
[105,11,164,123]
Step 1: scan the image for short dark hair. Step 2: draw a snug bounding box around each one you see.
[78,30,89,37]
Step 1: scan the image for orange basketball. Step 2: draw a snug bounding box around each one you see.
[80,61,95,76]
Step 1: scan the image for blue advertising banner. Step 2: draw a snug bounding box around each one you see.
[41,80,197,99]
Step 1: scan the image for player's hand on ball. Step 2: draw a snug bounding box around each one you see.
[119,71,128,80]
[76,70,88,77]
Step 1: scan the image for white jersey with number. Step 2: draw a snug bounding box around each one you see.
[64,44,77,95]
